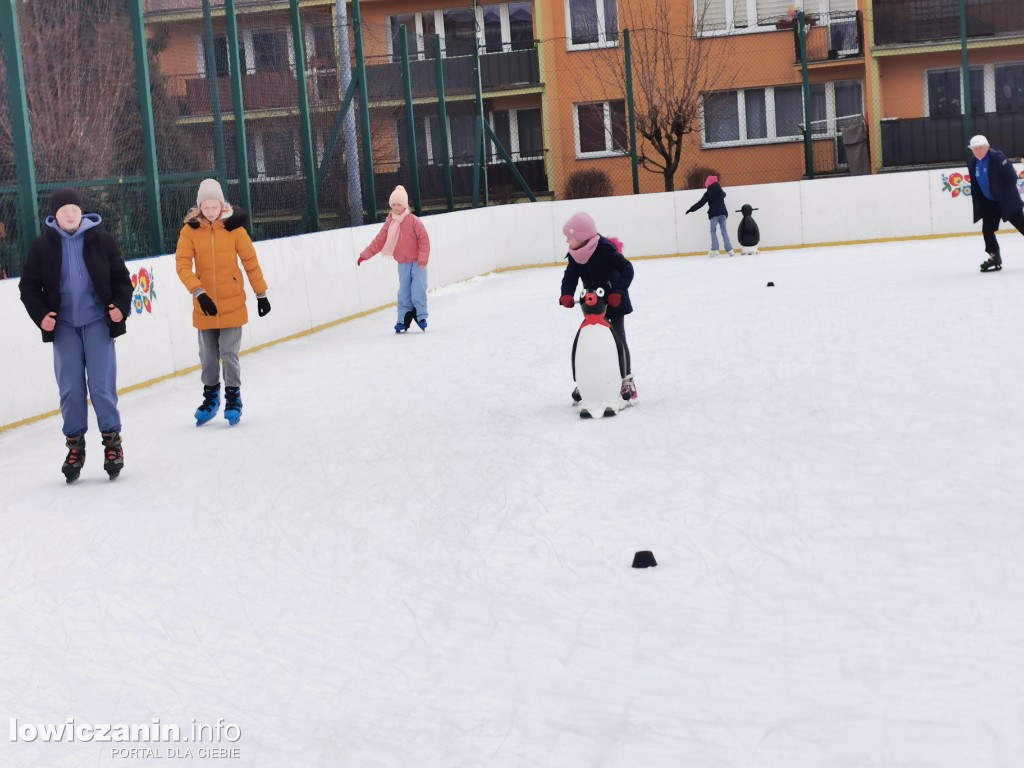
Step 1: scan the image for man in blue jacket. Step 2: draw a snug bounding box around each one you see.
[19,188,133,483]
[968,135,1024,272]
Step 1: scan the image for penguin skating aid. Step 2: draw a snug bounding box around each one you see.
[571,288,629,420]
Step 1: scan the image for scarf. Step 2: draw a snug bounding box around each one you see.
[568,235,600,265]
[381,208,410,258]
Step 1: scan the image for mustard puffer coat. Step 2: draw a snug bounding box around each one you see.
[175,208,267,330]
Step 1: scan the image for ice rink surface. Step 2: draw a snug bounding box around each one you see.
[3,237,1023,767]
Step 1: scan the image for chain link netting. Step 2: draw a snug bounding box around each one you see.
[3,0,1021,279]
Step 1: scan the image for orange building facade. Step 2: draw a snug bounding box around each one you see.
[144,0,1024,221]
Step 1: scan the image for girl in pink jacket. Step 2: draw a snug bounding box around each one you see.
[358,185,431,332]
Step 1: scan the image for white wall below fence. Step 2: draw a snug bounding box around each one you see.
[2,164,1016,428]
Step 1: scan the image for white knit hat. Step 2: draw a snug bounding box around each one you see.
[968,134,989,149]
[196,178,226,206]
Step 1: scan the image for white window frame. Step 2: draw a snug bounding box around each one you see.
[387,5,532,60]
[572,100,628,158]
[701,80,864,148]
[486,108,544,163]
[251,129,301,181]
[924,62,1024,117]
[695,0,855,38]
[565,0,619,51]
[242,26,294,76]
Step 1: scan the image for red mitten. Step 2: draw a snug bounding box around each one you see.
[357,255,369,266]
[418,260,428,269]
[559,295,574,308]
[607,292,622,308]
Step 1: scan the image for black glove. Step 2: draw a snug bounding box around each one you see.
[196,292,218,316]
[257,297,271,317]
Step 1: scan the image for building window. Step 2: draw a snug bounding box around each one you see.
[926,67,984,117]
[488,108,543,162]
[259,130,298,178]
[566,0,618,49]
[994,63,1024,112]
[197,34,246,78]
[697,0,856,35]
[389,4,534,61]
[509,2,534,50]
[573,100,627,157]
[251,29,290,73]
[702,80,864,147]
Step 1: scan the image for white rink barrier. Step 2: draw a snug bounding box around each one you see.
[2,164,1017,428]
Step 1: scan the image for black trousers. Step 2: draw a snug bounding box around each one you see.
[979,195,1024,255]
[608,314,632,376]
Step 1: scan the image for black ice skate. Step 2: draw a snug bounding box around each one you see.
[101,431,123,480]
[62,434,85,484]
[403,309,417,330]
[980,252,1002,272]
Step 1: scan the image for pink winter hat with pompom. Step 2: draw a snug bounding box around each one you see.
[562,211,597,241]
[389,185,409,208]
[705,175,719,188]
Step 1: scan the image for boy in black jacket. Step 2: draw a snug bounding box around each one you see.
[686,174,736,256]
[559,211,637,403]
[19,188,133,483]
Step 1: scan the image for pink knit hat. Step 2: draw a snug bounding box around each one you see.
[705,175,719,188]
[389,185,409,208]
[562,211,597,241]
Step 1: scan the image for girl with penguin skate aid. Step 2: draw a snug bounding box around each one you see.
[558,211,637,409]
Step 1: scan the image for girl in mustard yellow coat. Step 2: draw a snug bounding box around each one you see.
[175,179,270,426]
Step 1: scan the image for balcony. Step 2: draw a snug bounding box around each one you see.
[373,158,548,210]
[789,10,863,64]
[172,68,340,117]
[873,0,1024,46]
[880,110,1024,167]
[365,46,540,103]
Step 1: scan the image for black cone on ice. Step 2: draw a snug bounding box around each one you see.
[631,550,657,568]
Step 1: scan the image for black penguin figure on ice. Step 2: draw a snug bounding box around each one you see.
[571,287,629,420]
[736,204,760,255]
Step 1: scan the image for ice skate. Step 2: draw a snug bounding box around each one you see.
[195,384,220,426]
[62,434,85,484]
[620,374,638,404]
[101,431,123,481]
[980,252,1002,272]
[224,387,242,426]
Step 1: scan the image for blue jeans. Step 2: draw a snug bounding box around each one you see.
[710,215,732,252]
[396,262,428,322]
[53,318,120,436]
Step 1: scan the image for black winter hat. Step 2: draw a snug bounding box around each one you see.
[49,187,84,216]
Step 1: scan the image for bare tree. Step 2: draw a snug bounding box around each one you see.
[587,0,738,192]
[0,1,140,183]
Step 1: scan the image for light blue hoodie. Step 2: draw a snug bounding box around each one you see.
[47,213,105,328]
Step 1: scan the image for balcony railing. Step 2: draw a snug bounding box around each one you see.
[788,10,863,63]
[170,68,340,117]
[373,158,548,210]
[365,46,540,103]
[881,110,1024,167]
[873,0,1024,45]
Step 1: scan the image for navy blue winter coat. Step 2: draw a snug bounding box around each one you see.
[560,236,634,320]
[687,182,728,219]
[969,148,1024,222]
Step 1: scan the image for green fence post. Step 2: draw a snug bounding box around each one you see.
[224,0,252,216]
[472,40,488,207]
[959,0,971,147]
[434,35,454,212]
[483,121,536,202]
[798,11,814,180]
[351,0,377,220]
[290,0,319,231]
[129,0,164,253]
[0,0,38,249]
[400,25,422,215]
[624,29,640,195]
[201,0,227,177]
